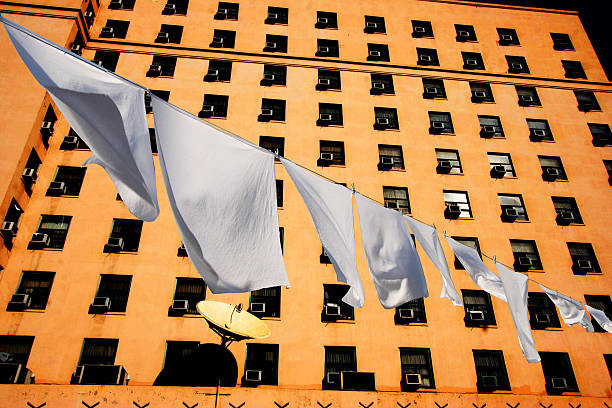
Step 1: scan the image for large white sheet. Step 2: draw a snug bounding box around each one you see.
[537,284,594,332]
[586,305,612,333]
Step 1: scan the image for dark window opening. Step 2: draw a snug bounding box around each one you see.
[498,194,528,222]
[323,346,356,390]
[506,55,529,74]
[574,91,600,112]
[84,2,95,27]
[276,180,283,207]
[40,106,57,148]
[395,298,426,325]
[378,145,404,171]
[455,24,477,42]
[551,33,574,51]
[568,243,601,275]
[422,78,446,99]
[435,149,462,174]
[316,39,339,58]
[163,341,199,369]
[444,191,471,219]
[585,295,612,332]
[265,7,288,25]
[429,111,454,134]
[100,19,129,39]
[516,86,541,107]
[527,119,553,142]
[318,140,345,166]
[540,352,579,394]
[316,12,337,29]
[147,55,176,77]
[322,284,354,322]
[145,90,170,114]
[462,290,496,327]
[317,103,343,127]
[473,350,511,392]
[149,128,157,154]
[243,344,279,386]
[104,218,143,253]
[400,348,434,391]
[511,239,542,271]
[367,43,390,61]
[205,60,232,82]
[261,65,287,86]
[412,20,433,38]
[199,94,229,118]
[29,214,71,250]
[488,152,515,178]
[214,2,239,20]
[7,271,54,311]
[249,286,281,318]
[364,16,385,34]
[462,52,485,70]
[210,29,236,48]
[156,24,183,44]
[562,60,586,79]
[416,48,439,66]
[89,275,132,313]
[93,51,119,72]
[264,34,287,53]
[170,277,206,315]
[588,123,612,147]
[317,70,341,91]
[163,0,188,15]
[497,28,519,46]
[46,166,86,197]
[470,82,494,103]
[259,136,284,158]
[552,197,583,225]
[374,107,399,130]
[259,99,286,122]
[370,74,394,95]
[109,0,135,10]
[383,186,410,214]
[60,128,89,150]
[528,292,561,330]
[78,338,118,366]
[539,156,567,181]
[1,199,23,250]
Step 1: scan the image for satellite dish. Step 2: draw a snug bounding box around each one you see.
[197,300,271,344]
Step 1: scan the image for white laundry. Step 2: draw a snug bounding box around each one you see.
[586,305,612,333]
[537,284,594,332]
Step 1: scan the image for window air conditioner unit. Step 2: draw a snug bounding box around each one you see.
[91,296,111,312]
[551,377,568,389]
[437,160,453,173]
[22,168,38,184]
[431,121,445,129]
[385,201,398,209]
[62,136,79,149]
[544,167,559,178]
[482,125,496,134]
[8,293,31,309]
[503,207,518,218]
[265,42,277,50]
[211,37,224,45]
[1,221,18,237]
[263,73,275,81]
[325,303,341,316]
[320,152,334,161]
[458,30,470,38]
[380,157,394,165]
[146,64,162,77]
[532,129,546,138]
[84,11,94,19]
[405,373,422,385]
[414,26,426,33]
[419,54,432,62]
[372,82,385,90]
[490,165,506,177]
[250,302,266,313]
[215,9,228,19]
[207,69,219,77]
[520,94,534,103]
[465,59,477,66]
[425,87,438,95]
[268,13,278,20]
[104,236,124,252]
[100,27,115,38]
[261,109,274,116]
[398,308,414,319]
[468,310,485,321]
[162,4,176,15]
[511,63,523,70]
[47,181,66,196]
[171,299,189,313]
[40,121,54,136]
[318,78,331,86]
[517,257,532,267]
[199,105,214,118]
[482,375,498,387]
[501,34,513,41]
[376,117,390,125]
[318,46,330,54]
[319,113,333,121]
[535,313,551,324]
[559,211,575,221]
[29,233,50,249]
[473,90,487,98]
[326,371,340,384]
[369,50,381,57]
[366,22,378,28]
[445,203,461,217]
[245,369,262,382]
[71,44,82,54]
[0,363,33,384]
[177,243,188,257]
[317,17,329,24]
[201,105,214,113]
[576,259,592,270]
[109,0,123,9]
[92,59,104,67]
[156,32,170,43]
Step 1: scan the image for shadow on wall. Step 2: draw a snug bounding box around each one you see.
[153,343,238,387]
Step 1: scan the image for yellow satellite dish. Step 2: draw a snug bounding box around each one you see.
[197,300,271,344]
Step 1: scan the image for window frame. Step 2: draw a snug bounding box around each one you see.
[462,289,496,327]
[318,140,345,166]
[11,271,55,311]
[510,239,543,271]
[367,43,390,62]
[435,149,462,174]
[567,242,601,274]
[462,52,485,70]
[322,284,354,322]
[399,347,435,390]
[315,11,338,29]
[443,190,472,219]
[527,292,561,330]
[428,111,454,134]
[244,343,279,386]
[498,193,529,222]
[265,6,288,25]
[249,286,281,318]
[473,350,511,392]
[378,144,404,170]
[540,352,579,394]
[383,186,411,214]
[422,78,446,99]
[487,152,516,178]
[172,277,206,315]
[31,214,72,250]
[323,346,357,390]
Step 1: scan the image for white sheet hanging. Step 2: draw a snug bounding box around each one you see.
[152,99,289,293]
[537,284,594,332]
[405,217,462,306]
[445,236,507,302]
[496,262,540,363]
[586,305,612,333]
[1,16,159,221]
[281,159,364,307]
[355,194,428,308]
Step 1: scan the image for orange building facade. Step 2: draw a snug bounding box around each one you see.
[0,0,611,406]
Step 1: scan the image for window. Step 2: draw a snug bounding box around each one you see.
[89,275,132,313]
[367,43,390,62]
[516,86,541,107]
[46,166,86,197]
[315,11,337,29]
[462,52,485,70]
[149,128,157,154]
[473,350,511,392]
[145,90,170,114]
[539,156,567,181]
[567,243,601,274]
[400,348,434,390]
[574,91,600,112]
[320,245,331,264]
[323,346,357,390]
[93,51,119,72]
[378,145,404,170]
[422,78,446,99]
[146,55,176,77]
[370,74,394,95]
[383,187,410,214]
[498,194,528,222]
[40,106,57,148]
[451,237,480,269]
[444,190,471,218]
[316,39,339,57]
[429,111,454,134]
[60,128,89,150]
[265,7,288,25]
[264,34,287,53]
[104,218,143,253]
[261,65,286,86]
[528,292,561,329]
[462,290,496,326]
[244,344,279,386]
[318,140,345,166]
[279,227,284,253]
[163,0,188,15]
[156,24,183,44]
[317,70,341,91]
[540,352,579,394]
[470,82,494,103]
[506,56,529,74]
[249,286,281,318]
[435,149,462,174]
[527,119,553,142]
[276,180,283,207]
[510,239,542,271]
[374,107,399,130]
[497,28,519,46]
[488,153,515,178]
[210,29,236,48]
[259,136,284,157]
[585,295,612,332]
[29,215,72,250]
[455,24,477,42]
[1,199,23,250]
[395,298,426,325]
[416,48,439,66]
[100,20,129,39]
[412,20,433,38]
[78,338,118,365]
[0,335,34,366]
[552,197,583,225]
[259,99,285,122]
[364,16,385,34]
[214,2,238,20]
[605,355,612,381]
[551,33,574,51]
[588,123,612,147]
[198,94,229,119]
[22,149,41,194]
[163,341,199,369]
[7,271,54,311]
[205,60,232,82]
[317,103,343,126]
[322,284,354,322]
[108,0,135,10]
[171,277,206,315]
[562,60,586,79]
[605,160,612,185]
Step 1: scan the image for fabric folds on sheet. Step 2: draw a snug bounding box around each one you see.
[152,98,289,293]
[537,284,594,332]
[496,262,540,363]
[586,305,612,333]
[405,217,462,306]
[281,158,364,307]
[2,16,159,221]
[445,236,507,302]
[355,194,428,308]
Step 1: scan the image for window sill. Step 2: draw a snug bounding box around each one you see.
[564,223,585,227]
[397,322,428,327]
[103,251,139,255]
[443,172,464,176]
[324,319,355,324]
[10,309,46,313]
[260,317,281,321]
[177,314,204,319]
[525,269,545,274]
[455,217,474,220]
[535,327,563,331]
[317,88,342,92]
[466,324,498,329]
[499,176,518,179]
[375,128,401,132]
[91,312,126,316]
[477,389,513,394]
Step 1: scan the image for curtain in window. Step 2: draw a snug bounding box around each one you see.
[511,241,535,254]
[379,145,401,157]
[539,284,593,331]
[40,215,70,230]
[383,187,407,200]
[81,340,117,365]
[539,157,560,167]
[527,120,548,130]
[429,112,450,123]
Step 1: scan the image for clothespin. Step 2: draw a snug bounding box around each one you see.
[351,183,356,195]
[493,255,497,264]
[432,222,436,230]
